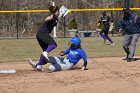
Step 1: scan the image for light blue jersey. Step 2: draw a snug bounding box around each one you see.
[63,47,87,65]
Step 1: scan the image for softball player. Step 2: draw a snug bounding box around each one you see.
[97,11,114,45]
[35,5,62,70]
[119,8,140,62]
[29,37,88,72]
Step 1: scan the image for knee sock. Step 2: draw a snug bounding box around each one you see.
[106,36,113,43]
[46,44,56,53]
[37,45,56,65]
[100,34,107,41]
[37,55,47,65]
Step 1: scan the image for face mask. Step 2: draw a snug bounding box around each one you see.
[124,12,130,17]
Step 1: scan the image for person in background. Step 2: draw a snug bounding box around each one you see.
[29,37,88,72]
[119,8,140,62]
[97,11,115,45]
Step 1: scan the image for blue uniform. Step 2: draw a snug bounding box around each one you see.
[47,37,88,72]
[63,47,87,65]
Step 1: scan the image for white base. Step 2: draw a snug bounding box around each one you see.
[0,69,16,74]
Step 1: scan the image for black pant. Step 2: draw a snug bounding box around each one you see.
[100,25,110,35]
[36,31,57,51]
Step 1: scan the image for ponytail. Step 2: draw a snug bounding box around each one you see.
[48,6,59,13]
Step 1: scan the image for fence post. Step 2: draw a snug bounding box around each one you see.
[16,0,20,39]
[63,16,66,37]
[124,0,130,9]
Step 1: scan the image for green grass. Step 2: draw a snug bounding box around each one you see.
[0,36,140,62]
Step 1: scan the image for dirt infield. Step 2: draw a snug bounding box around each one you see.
[0,57,140,93]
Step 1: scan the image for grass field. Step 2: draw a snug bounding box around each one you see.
[0,36,140,62]
[1,36,140,93]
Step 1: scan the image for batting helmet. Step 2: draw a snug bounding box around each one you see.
[69,37,81,48]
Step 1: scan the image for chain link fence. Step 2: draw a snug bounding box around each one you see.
[0,0,139,38]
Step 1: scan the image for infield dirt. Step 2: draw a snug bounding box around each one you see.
[0,57,140,93]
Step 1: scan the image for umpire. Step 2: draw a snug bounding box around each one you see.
[119,8,140,62]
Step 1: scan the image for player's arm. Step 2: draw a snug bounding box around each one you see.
[60,47,70,56]
[119,20,125,32]
[135,16,140,27]
[97,23,100,27]
[107,16,110,22]
[81,61,88,70]
[97,20,101,27]
[45,15,53,21]
[79,49,88,70]
[109,18,113,24]
[109,18,114,31]
[58,13,63,18]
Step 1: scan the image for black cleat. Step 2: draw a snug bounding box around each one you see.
[127,58,135,62]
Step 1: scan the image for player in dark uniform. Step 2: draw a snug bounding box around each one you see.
[97,11,114,45]
[30,5,62,70]
[119,8,140,62]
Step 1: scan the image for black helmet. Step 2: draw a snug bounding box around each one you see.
[102,11,106,14]
[102,11,106,16]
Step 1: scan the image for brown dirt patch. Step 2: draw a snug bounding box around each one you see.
[0,57,140,93]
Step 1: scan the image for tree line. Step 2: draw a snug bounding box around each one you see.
[0,0,139,37]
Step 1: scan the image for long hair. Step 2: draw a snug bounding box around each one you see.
[48,5,59,13]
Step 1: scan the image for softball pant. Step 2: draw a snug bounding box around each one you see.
[48,56,74,72]
[36,31,57,51]
[99,25,113,43]
[36,31,57,65]
[100,25,110,35]
[123,33,140,58]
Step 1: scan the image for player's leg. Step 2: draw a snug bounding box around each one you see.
[29,32,54,71]
[48,58,73,72]
[48,56,64,71]
[104,25,114,44]
[28,36,48,71]
[28,59,36,69]
[28,59,42,71]
[29,56,65,71]
[105,34,114,45]
[127,33,140,61]
[99,28,107,43]
[36,32,57,61]
[122,34,132,60]
[41,34,57,61]
[35,36,49,70]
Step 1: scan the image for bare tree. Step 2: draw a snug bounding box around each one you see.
[0,0,140,37]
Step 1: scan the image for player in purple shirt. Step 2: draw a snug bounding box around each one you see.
[97,11,114,45]
[33,5,62,70]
